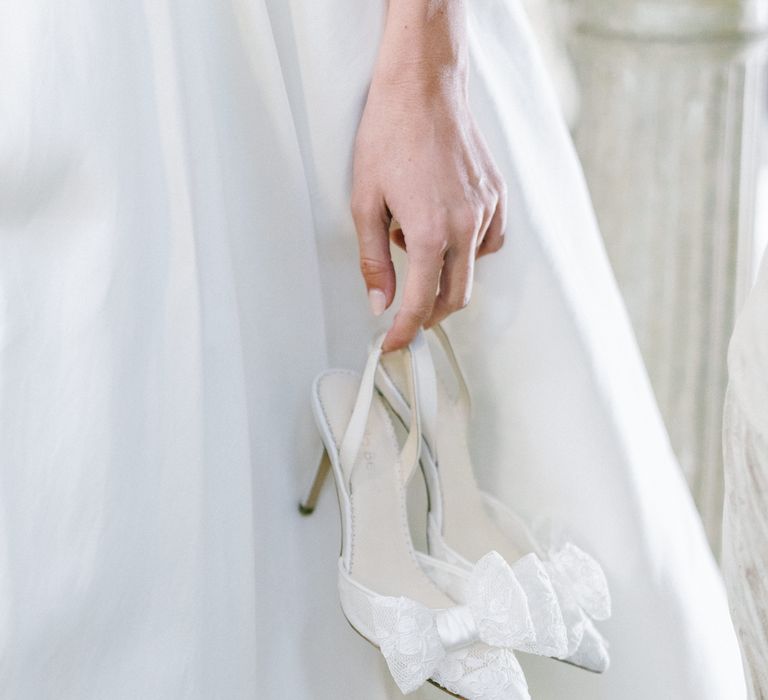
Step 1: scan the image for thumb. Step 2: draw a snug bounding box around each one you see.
[351,200,396,317]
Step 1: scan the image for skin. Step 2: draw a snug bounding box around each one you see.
[351,0,507,351]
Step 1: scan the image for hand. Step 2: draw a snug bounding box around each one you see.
[350,0,507,352]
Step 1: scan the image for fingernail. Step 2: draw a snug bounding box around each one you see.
[368,288,387,317]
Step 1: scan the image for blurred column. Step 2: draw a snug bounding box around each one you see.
[569,0,768,553]
[522,0,581,126]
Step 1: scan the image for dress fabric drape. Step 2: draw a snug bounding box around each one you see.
[723,251,768,700]
[0,1,745,698]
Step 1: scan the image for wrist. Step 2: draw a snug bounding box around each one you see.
[373,0,468,97]
[371,59,468,104]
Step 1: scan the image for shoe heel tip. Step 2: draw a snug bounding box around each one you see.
[298,502,315,516]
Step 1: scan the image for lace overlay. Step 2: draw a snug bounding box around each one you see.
[511,554,568,657]
[426,499,612,671]
[431,645,529,700]
[337,558,531,698]
[547,542,611,621]
[421,536,569,659]
[467,551,534,648]
[371,597,444,694]
[567,616,610,672]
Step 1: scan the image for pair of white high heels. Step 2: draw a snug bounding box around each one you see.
[301,327,611,699]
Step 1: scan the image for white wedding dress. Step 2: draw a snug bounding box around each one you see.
[0,1,745,698]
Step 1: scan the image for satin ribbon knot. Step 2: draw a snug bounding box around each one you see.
[371,551,534,694]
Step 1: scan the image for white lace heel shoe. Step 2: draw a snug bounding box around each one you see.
[300,331,537,699]
[373,325,612,674]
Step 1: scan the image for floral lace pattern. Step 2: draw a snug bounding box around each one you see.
[426,501,612,671]
[547,541,611,621]
[338,556,532,698]
[566,615,610,672]
[510,553,568,657]
[372,597,445,694]
[431,644,529,700]
[467,551,535,648]
[370,551,537,693]
[423,525,570,659]
[540,532,611,668]
[371,597,531,698]
[544,554,611,668]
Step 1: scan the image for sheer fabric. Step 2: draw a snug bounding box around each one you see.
[0,0,744,698]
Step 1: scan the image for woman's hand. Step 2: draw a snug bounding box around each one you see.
[351,0,506,351]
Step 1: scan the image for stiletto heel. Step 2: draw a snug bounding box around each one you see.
[298,448,331,515]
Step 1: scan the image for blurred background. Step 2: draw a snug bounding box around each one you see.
[522,0,768,558]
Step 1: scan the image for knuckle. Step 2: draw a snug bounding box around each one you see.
[484,192,499,212]
[450,293,471,312]
[413,230,449,257]
[400,302,433,322]
[451,205,482,235]
[488,166,505,190]
[479,180,498,205]
[359,256,392,278]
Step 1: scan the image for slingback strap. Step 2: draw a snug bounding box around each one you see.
[432,323,471,413]
[372,324,468,463]
[338,332,385,482]
[339,330,437,487]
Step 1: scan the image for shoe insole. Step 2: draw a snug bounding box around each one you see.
[315,370,451,607]
[380,351,527,565]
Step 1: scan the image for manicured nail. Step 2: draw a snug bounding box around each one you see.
[368,288,387,317]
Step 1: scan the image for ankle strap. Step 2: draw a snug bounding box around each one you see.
[340,330,437,486]
[432,323,471,413]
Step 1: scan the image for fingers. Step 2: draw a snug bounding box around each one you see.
[382,240,444,352]
[351,196,396,316]
[477,185,506,258]
[426,245,475,328]
[362,179,505,350]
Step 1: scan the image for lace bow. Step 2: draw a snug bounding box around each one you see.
[546,542,611,622]
[371,551,534,694]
